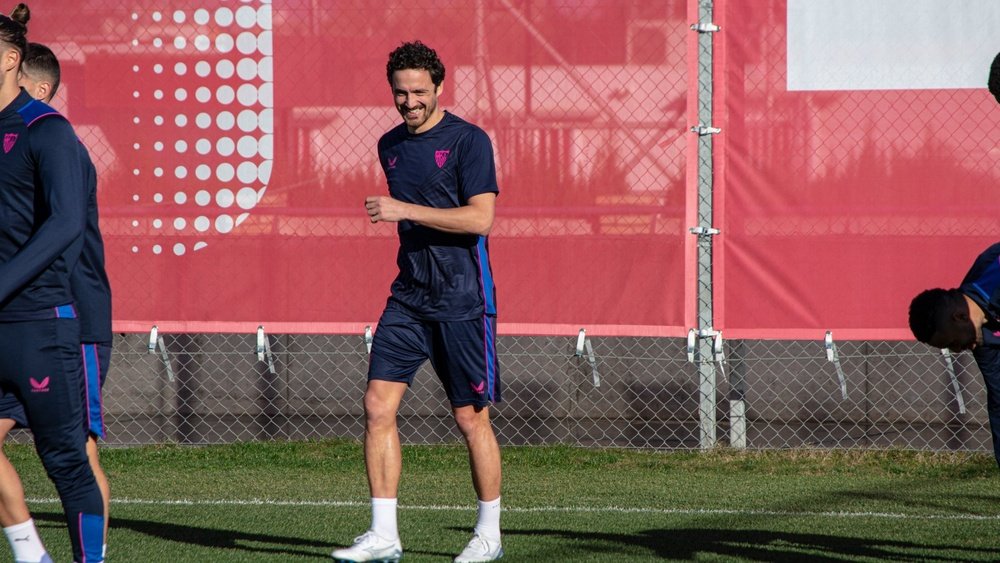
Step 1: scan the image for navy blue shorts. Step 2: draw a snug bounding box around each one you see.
[0,317,88,447]
[369,301,501,407]
[0,339,110,439]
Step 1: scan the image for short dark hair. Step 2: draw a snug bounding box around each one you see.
[386,40,445,87]
[22,42,58,97]
[908,288,967,344]
[990,51,1000,105]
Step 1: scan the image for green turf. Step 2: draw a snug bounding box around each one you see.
[7,441,1000,561]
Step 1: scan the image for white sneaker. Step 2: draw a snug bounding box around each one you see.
[454,534,503,562]
[331,530,403,563]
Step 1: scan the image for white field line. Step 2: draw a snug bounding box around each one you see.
[24,498,1000,522]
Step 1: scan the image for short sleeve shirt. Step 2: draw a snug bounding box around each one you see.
[377,112,498,321]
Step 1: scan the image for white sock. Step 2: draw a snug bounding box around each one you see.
[4,519,46,562]
[370,497,398,540]
[474,496,501,541]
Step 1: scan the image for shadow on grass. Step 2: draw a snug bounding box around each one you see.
[501,527,994,562]
[36,511,453,560]
[35,511,326,559]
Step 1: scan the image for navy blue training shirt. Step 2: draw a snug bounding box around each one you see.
[0,90,85,318]
[73,144,112,342]
[960,242,1000,346]
[378,111,498,321]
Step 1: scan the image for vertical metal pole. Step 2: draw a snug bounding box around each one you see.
[696,0,717,450]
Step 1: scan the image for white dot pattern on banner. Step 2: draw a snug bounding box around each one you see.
[217,138,235,156]
[216,60,235,79]
[237,187,258,209]
[216,34,234,53]
[130,2,275,255]
[217,189,235,207]
[217,112,236,130]
[216,8,234,26]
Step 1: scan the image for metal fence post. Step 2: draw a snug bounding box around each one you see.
[693,0,719,450]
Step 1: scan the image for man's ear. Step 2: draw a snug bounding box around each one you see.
[35,81,51,102]
[1,48,18,74]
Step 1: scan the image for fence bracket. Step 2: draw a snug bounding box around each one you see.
[364,325,373,354]
[690,124,722,136]
[256,325,277,375]
[690,22,721,33]
[574,328,600,387]
[148,325,175,382]
[824,331,848,400]
[940,349,967,415]
[689,226,720,236]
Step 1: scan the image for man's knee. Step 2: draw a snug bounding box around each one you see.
[364,381,405,429]
[453,405,491,436]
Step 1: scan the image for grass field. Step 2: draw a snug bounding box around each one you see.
[7,440,1000,562]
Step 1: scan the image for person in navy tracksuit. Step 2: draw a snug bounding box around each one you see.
[0,7,104,563]
[0,41,112,563]
[910,243,1000,470]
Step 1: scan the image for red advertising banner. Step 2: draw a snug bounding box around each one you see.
[29,1,690,335]
[716,0,1000,339]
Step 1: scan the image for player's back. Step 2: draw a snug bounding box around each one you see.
[71,144,112,342]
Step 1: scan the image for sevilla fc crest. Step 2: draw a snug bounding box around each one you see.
[434,149,450,168]
[3,133,17,154]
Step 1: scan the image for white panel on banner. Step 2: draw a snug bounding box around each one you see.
[787,0,999,91]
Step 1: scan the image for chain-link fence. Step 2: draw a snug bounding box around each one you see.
[7,333,980,453]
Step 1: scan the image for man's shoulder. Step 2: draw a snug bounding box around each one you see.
[442,112,488,137]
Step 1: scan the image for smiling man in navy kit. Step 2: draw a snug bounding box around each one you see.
[332,40,503,563]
